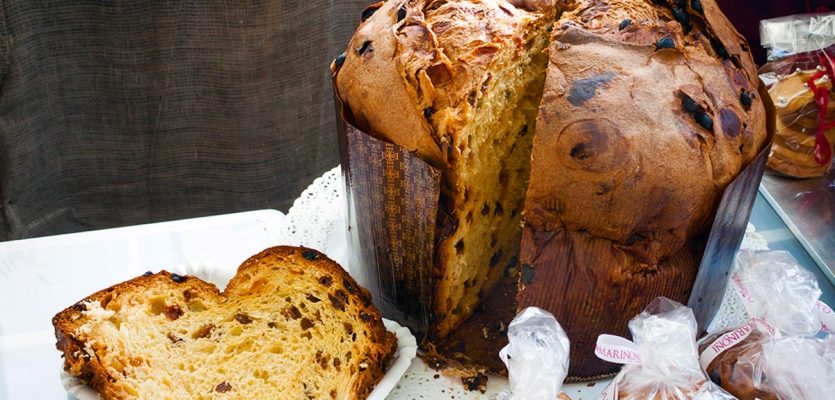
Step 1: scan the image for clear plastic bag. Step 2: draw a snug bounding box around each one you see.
[598,298,735,400]
[760,13,835,178]
[762,336,835,400]
[733,250,822,336]
[497,307,570,400]
[699,249,824,399]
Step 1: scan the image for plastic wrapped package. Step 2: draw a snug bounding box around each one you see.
[698,250,824,399]
[760,13,835,178]
[498,307,571,400]
[731,250,822,335]
[596,298,735,400]
[761,336,835,400]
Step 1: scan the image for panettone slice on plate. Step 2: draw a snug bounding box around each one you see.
[53,246,396,400]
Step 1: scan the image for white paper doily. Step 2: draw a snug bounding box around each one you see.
[276,165,761,399]
[279,166,350,269]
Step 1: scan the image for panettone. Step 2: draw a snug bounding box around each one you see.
[518,0,767,376]
[53,247,395,399]
[334,0,768,378]
[336,0,558,339]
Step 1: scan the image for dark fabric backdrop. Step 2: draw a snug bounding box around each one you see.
[0,1,368,240]
[2,1,833,241]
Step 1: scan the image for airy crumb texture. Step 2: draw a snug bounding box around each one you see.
[336,0,557,339]
[53,246,396,400]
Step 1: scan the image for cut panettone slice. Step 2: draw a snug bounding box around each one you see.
[336,0,558,339]
[53,246,396,400]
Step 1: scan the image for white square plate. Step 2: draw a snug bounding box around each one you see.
[0,210,413,400]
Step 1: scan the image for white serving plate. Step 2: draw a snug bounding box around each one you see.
[0,210,415,400]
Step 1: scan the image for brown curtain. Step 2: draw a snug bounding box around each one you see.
[0,1,369,240]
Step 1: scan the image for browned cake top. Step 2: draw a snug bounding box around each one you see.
[525,0,768,265]
[335,0,557,167]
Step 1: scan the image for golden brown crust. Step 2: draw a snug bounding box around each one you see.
[54,272,221,399]
[519,0,768,377]
[53,246,396,399]
[336,0,557,168]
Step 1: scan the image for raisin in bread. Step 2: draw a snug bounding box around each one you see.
[336,0,557,339]
[53,246,396,400]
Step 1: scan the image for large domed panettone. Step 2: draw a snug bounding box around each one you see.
[334,0,769,378]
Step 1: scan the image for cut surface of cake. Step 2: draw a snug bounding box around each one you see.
[53,246,396,399]
[336,0,557,339]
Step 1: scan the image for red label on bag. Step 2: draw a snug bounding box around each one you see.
[731,273,756,310]
[699,317,778,370]
[818,301,835,332]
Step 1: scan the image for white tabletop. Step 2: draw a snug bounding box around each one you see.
[0,210,286,400]
[0,209,611,399]
[14,203,820,399]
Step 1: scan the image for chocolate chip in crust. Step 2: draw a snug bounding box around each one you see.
[302,250,319,261]
[282,305,302,320]
[193,324,215,339]
[359,311,373,322]
[332,290,350,311]
[655,37,675,50]
[167,333,183,343]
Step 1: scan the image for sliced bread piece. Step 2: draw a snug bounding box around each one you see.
[53,246,396,400]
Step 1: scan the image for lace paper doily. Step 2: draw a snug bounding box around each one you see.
[279,166,350,269]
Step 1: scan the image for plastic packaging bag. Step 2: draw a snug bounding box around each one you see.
[732,250,822,335]
[760,13,835,178]
[497,307,570,400]
[596,297,735,400]
[698,249,825,399]
[761,336,835,400]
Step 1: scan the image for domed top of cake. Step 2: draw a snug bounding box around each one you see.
[335,0,557,166]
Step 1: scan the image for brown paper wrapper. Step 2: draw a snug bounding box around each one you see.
[335,80,775,379]
[336,93,441,337]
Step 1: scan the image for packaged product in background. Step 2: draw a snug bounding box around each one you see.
[761,13,835,177]
[761,336,835,399]
[698,249,829,400]
[596,298,735,400]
